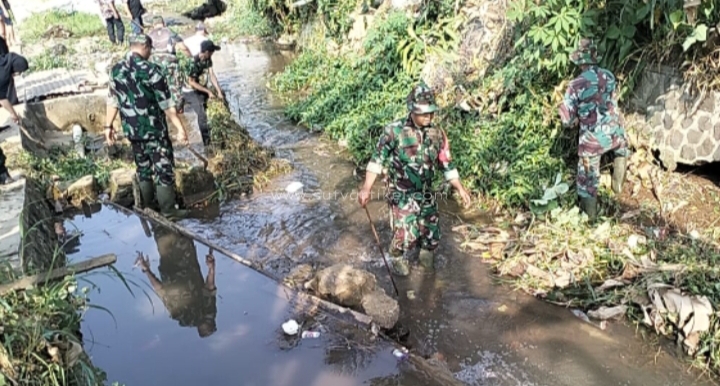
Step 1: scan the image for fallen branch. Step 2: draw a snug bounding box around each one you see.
[0,254,116,295]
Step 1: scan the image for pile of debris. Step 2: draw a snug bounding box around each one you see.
[42,25,73,39]
[205,99,291,196]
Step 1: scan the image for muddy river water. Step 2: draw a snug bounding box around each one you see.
[65,42,716,385]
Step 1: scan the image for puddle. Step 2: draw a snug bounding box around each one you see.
[65,206,440,386]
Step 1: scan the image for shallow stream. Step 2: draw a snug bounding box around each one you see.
[66,42,717,386]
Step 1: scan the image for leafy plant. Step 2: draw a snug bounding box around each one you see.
[530,173,571,215]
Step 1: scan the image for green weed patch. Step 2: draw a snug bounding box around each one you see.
[20,10,104,43]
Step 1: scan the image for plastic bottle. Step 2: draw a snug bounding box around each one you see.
[301,331,320,339]
[72,124,85,158]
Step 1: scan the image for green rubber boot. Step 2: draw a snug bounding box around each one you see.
[156,185,189,221]
[612,156,627,195]
[388,249,410,277]
[579,196,598,223]
[138,180,158,210]
[418,248,435,270]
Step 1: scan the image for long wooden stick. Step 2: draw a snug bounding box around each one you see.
[364,206,400,297]
[0,254,117,295]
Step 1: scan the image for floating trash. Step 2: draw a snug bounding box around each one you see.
[286,181,304,193]
[282,319,299,335]
[301,331,320,339]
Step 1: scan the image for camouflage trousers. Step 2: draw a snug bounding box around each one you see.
[577,124,630,198]
[131,136,176,187]
[388,193,441,254]
[152,55,185,112]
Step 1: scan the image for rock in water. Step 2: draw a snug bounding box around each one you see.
[109,168,135,207]
[361,289,400,329]
[305,264,377,308]
[66,175,97,207]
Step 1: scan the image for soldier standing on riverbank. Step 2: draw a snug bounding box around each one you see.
[559,38,629,222]
[147,16,192,113]
[105,34,190,220]
[185,39,223,145]
[358,83,472,276]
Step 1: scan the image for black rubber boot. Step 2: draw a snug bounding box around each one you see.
[138,180,157,210]
[579,196,598,223]
[612,156,627,195]
[156,185,189,221]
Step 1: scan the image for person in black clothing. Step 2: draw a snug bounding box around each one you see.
[125,0,146,34]
[0,36,27,184]
[97,0,124,45]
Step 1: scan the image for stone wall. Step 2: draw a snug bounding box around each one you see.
[20,178,61,273]
[631,64,720,171]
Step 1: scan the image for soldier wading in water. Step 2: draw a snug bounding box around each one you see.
[358,83,472,276]
[559,38,629,222]
[105,34,191,220]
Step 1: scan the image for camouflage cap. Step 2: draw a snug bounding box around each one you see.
[570,38,598,66]
[128,33,152,46]
[152,15,164,24]
[406,82,438,114]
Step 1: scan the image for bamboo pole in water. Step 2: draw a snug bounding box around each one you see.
[0,254,117,295]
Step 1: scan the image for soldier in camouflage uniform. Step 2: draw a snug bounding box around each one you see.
[105,34,191,220]
[559,38,630,222]
[147,16,192,112]
[186,39,224,146]
[359,83,472,276]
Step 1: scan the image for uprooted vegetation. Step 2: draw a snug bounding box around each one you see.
[205,99,292,201]
[216,0,720,373]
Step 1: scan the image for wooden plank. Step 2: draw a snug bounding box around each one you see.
[0,254,117,295]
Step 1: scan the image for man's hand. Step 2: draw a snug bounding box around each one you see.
[134,253,150,272]
[358,187,371,207]
[104,127,116,146]
[206,253,215,267]
[10,114,19,124]
[216,90,225,101]
[178,130,189,146]
[455,185,472,208]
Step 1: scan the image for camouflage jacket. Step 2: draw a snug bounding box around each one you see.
[148,27,183,59]
[108,52,172,141]
[186,55,212,86]
[367,116,459,199]
[559,65,623,133]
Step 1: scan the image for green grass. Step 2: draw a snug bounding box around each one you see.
[27,47,77,73]
[20,10,105,43]
[15,145,133,189]
[210,0,274,40]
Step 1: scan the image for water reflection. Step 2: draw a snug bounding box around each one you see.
[135,223,218,338]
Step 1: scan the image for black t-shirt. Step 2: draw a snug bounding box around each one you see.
[127,0,145,18]
[0,53,27,104]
